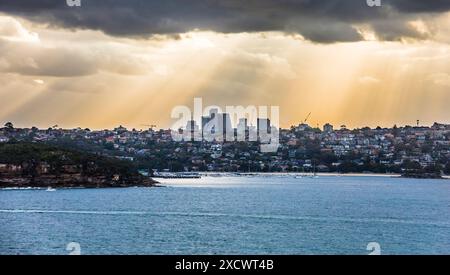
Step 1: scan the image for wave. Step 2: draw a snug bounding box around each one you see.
[1,209,449,228]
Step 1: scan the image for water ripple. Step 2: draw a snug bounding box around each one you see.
[1,209,449,228]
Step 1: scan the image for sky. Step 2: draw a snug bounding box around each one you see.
[0,0,449,130]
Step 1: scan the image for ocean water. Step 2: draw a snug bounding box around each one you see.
[0,175,449,255]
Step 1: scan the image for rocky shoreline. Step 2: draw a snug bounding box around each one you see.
[0,143,160,189]
[400,173,445,180]
[0,174,158,188]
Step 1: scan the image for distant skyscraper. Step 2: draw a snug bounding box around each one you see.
[201,109,233,142]
[237,118,248,141]
[202,108,218,139]
[222,113,233,142]
[185,119,199,141]
[248,124,257,141]
[257,118,271,136]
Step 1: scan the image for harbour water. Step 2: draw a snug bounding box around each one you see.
[0,175,449,255]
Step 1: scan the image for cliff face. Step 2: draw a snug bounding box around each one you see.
[0,143,157,188]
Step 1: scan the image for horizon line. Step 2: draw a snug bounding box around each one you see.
[2,121,449,132]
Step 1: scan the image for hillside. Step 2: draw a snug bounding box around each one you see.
[0,142,156,188]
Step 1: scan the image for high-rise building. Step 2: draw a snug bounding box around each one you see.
[222,113,233,142]
[185,119,199,141]
[201,109,234,142]
[237,118,248,141]
[202,108,218,139]
[257,118,271,135]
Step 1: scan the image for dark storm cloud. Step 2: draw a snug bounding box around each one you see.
[0,0,449,42]
[389,0,450,13]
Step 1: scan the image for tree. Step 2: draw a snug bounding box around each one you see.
[445,163,450,175]
[402,160,423,172]
[4,122,14,129]
[424,164,441,174]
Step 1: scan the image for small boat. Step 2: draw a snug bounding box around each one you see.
[311,164,319,178]
[46,187,56,192]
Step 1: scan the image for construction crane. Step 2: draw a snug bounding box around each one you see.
[303,112,311,124]
[141,124,157,130]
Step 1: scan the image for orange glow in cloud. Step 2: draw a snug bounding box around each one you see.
[0,16,449,130]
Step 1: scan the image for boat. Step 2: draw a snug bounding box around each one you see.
[311,163,319,178]
[46,187,56,192]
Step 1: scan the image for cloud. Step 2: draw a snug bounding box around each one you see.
[0,0,449,43]
[33,79,44,85]
[0,16,39,43]
[428,73,450,87]
[0,15,299,81]
[0,16,157,77]
[0,38,98,77]
[223,50,297,80]
[359,76,381,85]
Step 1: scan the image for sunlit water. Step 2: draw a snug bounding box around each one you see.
[1,175,449,255]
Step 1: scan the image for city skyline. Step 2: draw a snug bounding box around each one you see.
[1,119,448,132]
[1,119,449,174]
[0,1,449,130]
